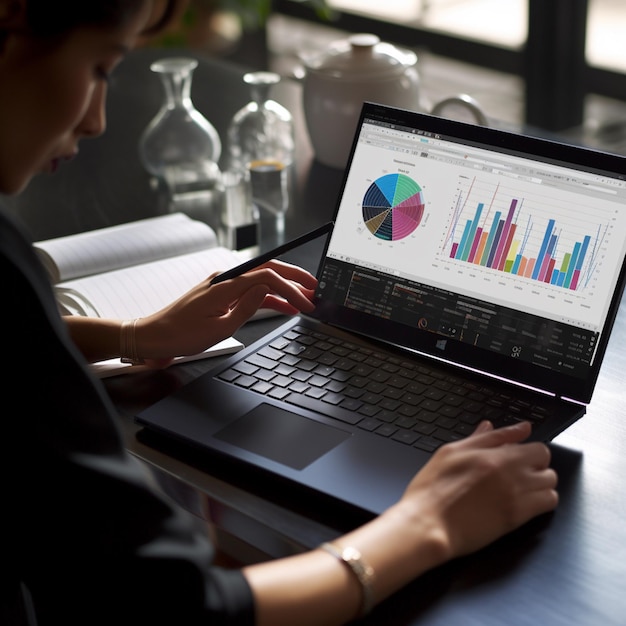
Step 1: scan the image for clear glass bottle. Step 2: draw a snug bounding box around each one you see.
[139,57,222,228]
[227,72,295,237]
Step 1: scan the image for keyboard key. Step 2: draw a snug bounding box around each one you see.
[392,430,420,445]
[414,437,441,452]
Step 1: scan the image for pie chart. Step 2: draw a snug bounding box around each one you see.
[362,173,425,241]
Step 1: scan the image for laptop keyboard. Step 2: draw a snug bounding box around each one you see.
[217,324,554,452]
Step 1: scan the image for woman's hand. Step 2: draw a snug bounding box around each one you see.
[137,259,318,365]
[243,421,559,625]
[393,420,558,561]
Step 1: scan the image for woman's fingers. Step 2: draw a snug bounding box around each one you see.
[463,419,533,448]
[260,293,310,316]
[259,259,319,287]
[463,422,554,483]
[425,426,557,556]
[209,266,318,314]
[218,284,276,331]
[211,259,317,290]
[525,477,560,514]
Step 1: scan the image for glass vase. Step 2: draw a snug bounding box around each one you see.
[227,72,295,238]
[139,57,222,227]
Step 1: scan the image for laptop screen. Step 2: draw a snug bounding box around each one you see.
[314,103,626,404]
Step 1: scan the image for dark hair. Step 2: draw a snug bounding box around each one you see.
[24,0,182,38]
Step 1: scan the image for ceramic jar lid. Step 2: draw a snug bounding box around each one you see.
[301,33,418,81]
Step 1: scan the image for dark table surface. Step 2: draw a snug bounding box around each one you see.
[7,47,626,625]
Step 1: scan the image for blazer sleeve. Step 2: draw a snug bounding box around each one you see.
[0,209,255,626]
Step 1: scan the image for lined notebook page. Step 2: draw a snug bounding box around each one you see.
[34,213,217,284]
[56,247,246,319]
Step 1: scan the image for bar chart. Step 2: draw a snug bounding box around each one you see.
[443,177,610,293]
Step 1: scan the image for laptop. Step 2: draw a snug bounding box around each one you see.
[136,102,626,516]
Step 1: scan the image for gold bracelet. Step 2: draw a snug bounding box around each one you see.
[120,318,145,365]
[319,542,375,618]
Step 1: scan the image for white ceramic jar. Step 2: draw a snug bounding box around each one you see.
[300,34,488,169]
[301,34,420,169]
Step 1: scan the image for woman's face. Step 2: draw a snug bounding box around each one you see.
[0,2,154,194]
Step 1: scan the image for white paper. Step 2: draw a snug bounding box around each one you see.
[34,213,218,283]
[89,336,244,378]
[55,247,247,319]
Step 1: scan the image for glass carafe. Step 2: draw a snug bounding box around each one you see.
[139,57,222,227]
[227,72,295,238]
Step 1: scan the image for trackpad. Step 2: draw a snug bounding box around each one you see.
[215,403,350,470]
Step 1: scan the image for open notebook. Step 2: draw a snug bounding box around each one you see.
[136,103,626,516]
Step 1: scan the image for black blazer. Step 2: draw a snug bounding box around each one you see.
[0,208,254,626]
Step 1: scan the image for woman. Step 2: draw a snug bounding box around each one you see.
[0,1,558,625]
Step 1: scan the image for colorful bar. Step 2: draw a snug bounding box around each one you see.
[456,203,484,261]
[538,233,558,282]
[479,211,502,266]
[492,199,518,270]
[497,223,517,271]
[454,219,473,260]
[473,232,489,265]
[486,220,505,268]
[467,227,483,263]
[565,242,582,289]
[532,219,555,280]
[504,239,521,273]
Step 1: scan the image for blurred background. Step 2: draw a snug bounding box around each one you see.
[5,0,625,243]
[173,0,626,153]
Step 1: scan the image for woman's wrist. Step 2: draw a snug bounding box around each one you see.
[318,542,375,619]
[332,502,450,608]
[120,318,145,365]
[125,316,177,368]
[382,500,451,572]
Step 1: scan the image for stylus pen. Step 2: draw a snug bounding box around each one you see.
[209,221,334,285]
